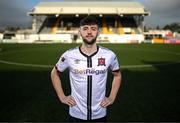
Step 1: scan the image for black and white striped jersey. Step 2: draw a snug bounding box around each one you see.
[56,45,120,120]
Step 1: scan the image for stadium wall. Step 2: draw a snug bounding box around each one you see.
[1,34,180,44]
[13,34,144,43]
[0,33,3,40]
[1,33,144,44]
[14,34,72,43]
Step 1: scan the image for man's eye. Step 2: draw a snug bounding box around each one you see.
[91,28,97,31]
[83,28,88,30]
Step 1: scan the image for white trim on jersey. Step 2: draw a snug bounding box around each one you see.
[56,45,120,120]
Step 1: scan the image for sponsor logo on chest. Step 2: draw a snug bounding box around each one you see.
[72,68,106,75]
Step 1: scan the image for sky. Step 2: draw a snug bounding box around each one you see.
[0,0,180,28]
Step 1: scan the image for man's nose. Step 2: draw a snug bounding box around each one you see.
[87,29,92,34]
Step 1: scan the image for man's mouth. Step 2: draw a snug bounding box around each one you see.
[86,35,93,37]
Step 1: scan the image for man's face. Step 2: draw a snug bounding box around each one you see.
[79,24,99,45]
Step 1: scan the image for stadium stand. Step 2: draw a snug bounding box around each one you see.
[7,1,149,43]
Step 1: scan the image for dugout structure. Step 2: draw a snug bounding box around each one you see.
[28,1,149,43]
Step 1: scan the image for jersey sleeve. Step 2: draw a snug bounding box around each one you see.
[55,51,69,72]
[110,52,120,72]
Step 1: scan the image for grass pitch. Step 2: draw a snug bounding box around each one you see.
[0,43,180,121]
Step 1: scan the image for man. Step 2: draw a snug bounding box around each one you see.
[51,16,121,122]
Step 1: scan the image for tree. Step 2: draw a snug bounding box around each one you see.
[163,22,180,32]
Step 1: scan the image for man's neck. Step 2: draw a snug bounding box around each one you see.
[81,43,97,56]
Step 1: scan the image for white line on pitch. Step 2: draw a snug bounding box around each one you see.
[0,59,179,69]
[0,60,53,68]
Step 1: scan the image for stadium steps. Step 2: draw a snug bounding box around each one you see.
[118,17,141,34]
[117,19,124,34]
[51,17,61,34]
[37,17,48,34]
[120,17,137,28]
[102,18,114,34]
[35,16,47,34]
[38,16,57,34]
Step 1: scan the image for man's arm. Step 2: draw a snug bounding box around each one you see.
[101,70,122,108]
[51,67,76,107]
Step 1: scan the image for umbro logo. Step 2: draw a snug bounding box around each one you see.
[74,59,80,64]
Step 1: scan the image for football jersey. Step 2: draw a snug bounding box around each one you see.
[56,45,120,120]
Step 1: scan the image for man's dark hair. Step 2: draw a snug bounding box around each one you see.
[80,16,99,27]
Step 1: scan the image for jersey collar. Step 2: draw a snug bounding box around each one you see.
[79,45,99,58]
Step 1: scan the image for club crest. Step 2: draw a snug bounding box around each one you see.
[97,57,106,66]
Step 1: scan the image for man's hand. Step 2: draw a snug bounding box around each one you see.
[61,95,77,107]
[100,97,114,108]
[100,70,121,108]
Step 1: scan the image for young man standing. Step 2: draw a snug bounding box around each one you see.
[51,16,121,122]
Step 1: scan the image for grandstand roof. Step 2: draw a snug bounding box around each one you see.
[28,1,149,16]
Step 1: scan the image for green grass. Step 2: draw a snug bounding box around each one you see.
[0,43,180,121]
